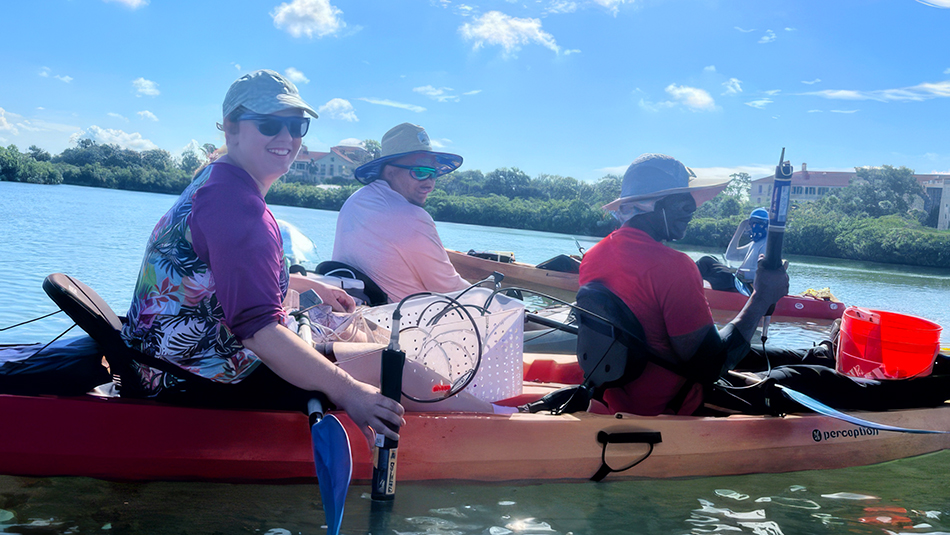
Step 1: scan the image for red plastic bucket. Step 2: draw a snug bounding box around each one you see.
[836,307,942,380]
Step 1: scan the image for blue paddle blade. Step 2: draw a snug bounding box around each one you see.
[778,385,949,434]
[312,414,352,535]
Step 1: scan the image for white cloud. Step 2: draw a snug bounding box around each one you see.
[545,0,627,16]
[179,139,204,158]
[338,138,363,147]
[22,118,82,134]
[271,0,345,38]
[132,77,160,97]
[414,85,459,102]
[745,99,772,109]
[40,67,71,82]
[763,89,781,95]
[591,0,629,16]
[0,107,20,135]
[545,0,578,14]
[917,0,950,7]
[785,27,796,31]
[284,67,310,84]
[103,0,149,8]
[108,112,129,122]
[456,3,476,15]
[459,11,559,56]
[759,30,776,43]
[807,109,823,113]
[563,49,581,55]
[463,89,482,95]
[945,68,950,74]
[831,109,859,114]
[664,84,716,111]
[735,27,756,33]
[722,78,742,95]
[804,80,950,102]
[429,138,452,149]
[704,65,716,72]
[802,78,821,85]
[637,97,675,113]
[233,62,242,70]
[318,98,359,121]
[15,121,42,133]
[357,97,426,113]
[69,126,158,151]
[138,110,158,121]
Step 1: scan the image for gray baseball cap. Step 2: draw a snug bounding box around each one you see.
[354,123,462,184]
[222,69,318,119]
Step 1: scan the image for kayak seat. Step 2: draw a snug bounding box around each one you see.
[316,261,389,306]
[536,254,581,274]
[523,282,660,415]
[574,282,655,395]
[41,273,214,397]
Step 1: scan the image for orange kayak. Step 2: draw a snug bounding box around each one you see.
[447,249,845,321]
[2,353,946,483]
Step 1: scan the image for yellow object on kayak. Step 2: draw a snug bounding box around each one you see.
[799,287,840,302]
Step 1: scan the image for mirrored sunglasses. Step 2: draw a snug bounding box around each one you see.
[389,164,438,180]
[238,113,310,138]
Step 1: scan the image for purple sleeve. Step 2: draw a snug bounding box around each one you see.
[189,166,284,341]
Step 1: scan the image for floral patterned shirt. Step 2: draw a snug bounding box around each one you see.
[121,162,289,395]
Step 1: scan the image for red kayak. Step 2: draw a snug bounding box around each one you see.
[2,353,947,483]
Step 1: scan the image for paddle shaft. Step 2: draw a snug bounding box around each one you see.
[371,347,405,501]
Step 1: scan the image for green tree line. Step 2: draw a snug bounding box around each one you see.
[2,143,947,267]
[683,168,949,268]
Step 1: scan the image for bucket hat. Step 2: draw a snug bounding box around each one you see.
[354,123,462,184]
[222,69,318,119]
[602,153,729,222]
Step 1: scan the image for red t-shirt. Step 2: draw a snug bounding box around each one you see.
[579,226,713,415]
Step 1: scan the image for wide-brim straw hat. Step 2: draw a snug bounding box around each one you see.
[354,123,462,184]
[602,153,729,214]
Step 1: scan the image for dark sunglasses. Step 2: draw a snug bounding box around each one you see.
[389,164,439,180]
[238,113,310,138]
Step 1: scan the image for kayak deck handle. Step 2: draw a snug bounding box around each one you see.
[591,431,662,482]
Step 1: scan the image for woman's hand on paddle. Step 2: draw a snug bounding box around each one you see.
[338,379,405,447]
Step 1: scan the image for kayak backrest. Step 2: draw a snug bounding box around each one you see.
[575,282,652,393]
[316,261,389,306]
[43,273,124,344]
[41,273,209,396]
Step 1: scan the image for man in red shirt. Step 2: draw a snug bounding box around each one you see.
[580,154,790,415]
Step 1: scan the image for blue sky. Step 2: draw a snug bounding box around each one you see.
[2,0,949,182]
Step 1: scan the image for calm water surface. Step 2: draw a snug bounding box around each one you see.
[1,181,949,534]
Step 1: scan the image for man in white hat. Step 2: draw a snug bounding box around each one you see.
[580,154,791,416]
[332,123,470,302]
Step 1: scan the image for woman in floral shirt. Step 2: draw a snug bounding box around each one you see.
[121,70,405,446]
